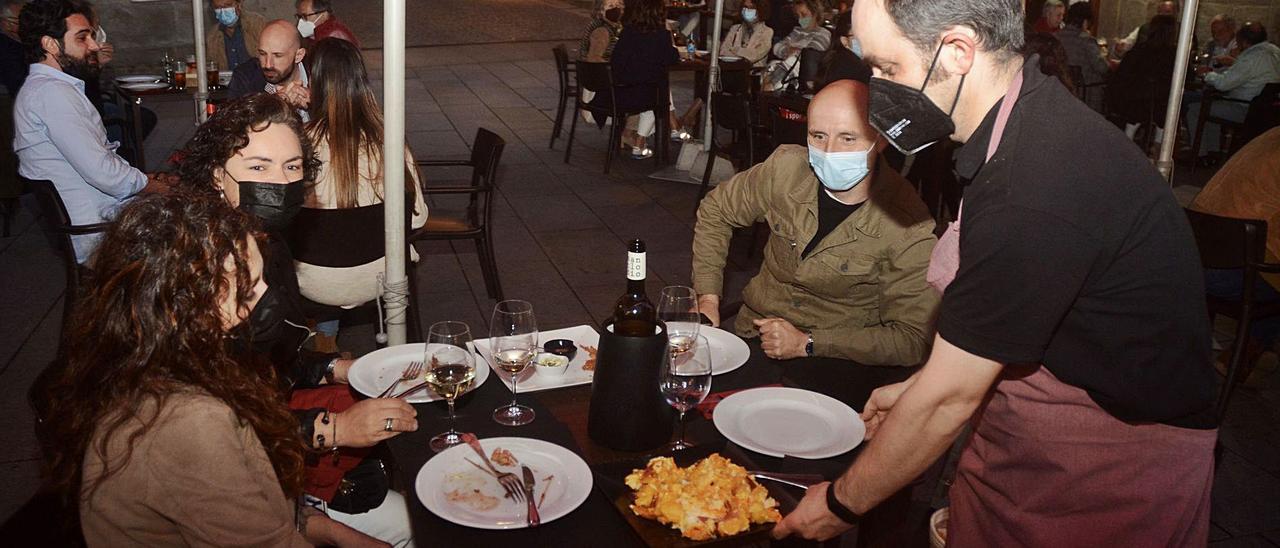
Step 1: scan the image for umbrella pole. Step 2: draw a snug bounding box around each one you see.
[192,0,208,123]
[702,0,725,151]
[382,0,409,346]
[1155,0,1201,183]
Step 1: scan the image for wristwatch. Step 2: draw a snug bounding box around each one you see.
[323,358,339,384]
[825,481,861,525]
[805,334,815,357]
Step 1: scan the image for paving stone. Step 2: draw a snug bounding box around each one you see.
[1211,449,1280,537]
[1209,533,1278,547]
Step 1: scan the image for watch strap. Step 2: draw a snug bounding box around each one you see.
[805,334,815,357]
[825,482,860,524]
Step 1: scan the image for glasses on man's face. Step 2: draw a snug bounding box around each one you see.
[295,10,327,21]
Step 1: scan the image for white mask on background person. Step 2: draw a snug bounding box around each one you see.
[297,18,316,38]
[849,37,863,57]
[214,7,239,27]
[741,8,758,23]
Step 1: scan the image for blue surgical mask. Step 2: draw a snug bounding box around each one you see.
[215,7,239,27]
[849,37,863,57]
[742,8,758,23]
[798,16,814,28]
[809,140,876,191]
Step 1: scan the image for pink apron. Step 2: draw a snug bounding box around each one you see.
[931,72,1218,547]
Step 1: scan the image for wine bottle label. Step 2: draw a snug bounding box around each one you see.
[627,252,645,281]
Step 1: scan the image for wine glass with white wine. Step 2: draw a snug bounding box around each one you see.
[658,286,700,355]
[661,335,712,450]
[425,321,476,452]
[490,300,538,426]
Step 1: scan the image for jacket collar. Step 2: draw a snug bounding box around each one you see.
[788,155,896,240]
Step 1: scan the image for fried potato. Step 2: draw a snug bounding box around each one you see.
[625,454,781,540]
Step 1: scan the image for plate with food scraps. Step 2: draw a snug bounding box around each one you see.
[415,436,593,530]
[592,439,800,546]
[348,343,489,404]
[473,324,599,394]
[116,74,164,83]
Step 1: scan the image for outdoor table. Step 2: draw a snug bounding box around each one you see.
[387,332,920,546]
[113,83,227,169]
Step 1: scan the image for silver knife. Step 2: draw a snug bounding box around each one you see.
[521,465,541,527]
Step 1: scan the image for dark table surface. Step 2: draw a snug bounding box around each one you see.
[386,332,919,547]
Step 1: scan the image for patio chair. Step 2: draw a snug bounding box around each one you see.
[1183,208,1280,421]
[23,178,109,341]
[698,91,763,200]
[564,61,667,174]
[549,44,578,150]
[412,127,506,301]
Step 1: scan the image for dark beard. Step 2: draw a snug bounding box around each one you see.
[56,51,94,81]
[263,65,295,85]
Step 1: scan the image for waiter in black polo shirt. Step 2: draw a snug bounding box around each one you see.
[774,0,1218,545]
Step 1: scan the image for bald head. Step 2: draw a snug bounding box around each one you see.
[1155,1,1176,16]
[807,79,876,151]
[257,19,304,85]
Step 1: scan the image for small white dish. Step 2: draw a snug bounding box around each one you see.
[534,353,569,375]
[475,325,599,394]
[719,55,744,62]
[713,386,864,459]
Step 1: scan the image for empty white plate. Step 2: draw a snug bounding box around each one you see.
[415,437,592,529]
[116,74,163,83]
[700,326,749,375]
[713,386,864,459]
[118,82,169,91]
[348,343,489,403]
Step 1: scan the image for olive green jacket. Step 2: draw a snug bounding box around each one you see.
[692,145,939,366]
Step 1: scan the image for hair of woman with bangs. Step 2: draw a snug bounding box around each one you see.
[38,193,306,506]
[622,0,665,32]
[305,37,388,209]
[173,93,321,197]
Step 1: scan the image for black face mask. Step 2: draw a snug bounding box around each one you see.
[227,284,287,357]
[868,42,966,155]
[236,179,306,232]
[604,8,622,22]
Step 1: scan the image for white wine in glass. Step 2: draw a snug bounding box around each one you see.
[426,321,475,453]
[490,300,538,426]
[658,286,700,355]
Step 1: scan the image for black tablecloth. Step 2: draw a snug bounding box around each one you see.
[386,337,918,547]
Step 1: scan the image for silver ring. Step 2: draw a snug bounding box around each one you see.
[384,418,394,432]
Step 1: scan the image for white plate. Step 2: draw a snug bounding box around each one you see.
[415,437,593,530]
[118,82,170,91]
[713,387,864,459]
[348,343,489,403]
[116,74,163,83]
[701,326,750,375]
[719,55,744,62]
[474,325,599,394]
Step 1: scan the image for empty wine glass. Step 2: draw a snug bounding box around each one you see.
[425,321,475,452]
[490,300,538,426]
[661,335,712,450]
[658,286,700,356]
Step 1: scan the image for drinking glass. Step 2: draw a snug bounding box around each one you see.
[94,25,106,46]
[658,286,700,356]
[490,300,538,426]
[661,335,712,450]
[425,321,475,452]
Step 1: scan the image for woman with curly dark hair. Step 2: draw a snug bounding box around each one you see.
[38,193,380,546]
[172,92,418,546]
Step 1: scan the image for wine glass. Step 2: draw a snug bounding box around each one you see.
[425,321,476,452]
[658,286,700,356]
[490,300,538,426]
[661,335,712,450]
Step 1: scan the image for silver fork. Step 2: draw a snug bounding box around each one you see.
[377,361,423,398]
[460,433,525,501]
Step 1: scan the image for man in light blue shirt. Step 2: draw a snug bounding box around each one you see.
[14,0,153,262]
[1187,22,1280,158]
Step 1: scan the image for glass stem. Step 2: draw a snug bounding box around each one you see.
[510,372,519,408]
[446,398,457,424]
[677,410,688,443]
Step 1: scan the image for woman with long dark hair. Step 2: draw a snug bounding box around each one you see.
[39,193,380,546]
[594,0,679,158]
[296,37,427,320]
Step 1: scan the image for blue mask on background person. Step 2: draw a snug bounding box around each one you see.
[849,37,863,57]
[809,139,876,191]
[215,7,239,27]
[742,8,758,23]
[798,16,814,28]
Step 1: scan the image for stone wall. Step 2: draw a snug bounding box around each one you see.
[93,0,291,71]
[1097,0,1280,47]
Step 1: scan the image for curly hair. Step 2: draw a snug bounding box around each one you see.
[622,0,664,32]
[38,193,306,506]
[18,0,89,64]
[173,94,320,197]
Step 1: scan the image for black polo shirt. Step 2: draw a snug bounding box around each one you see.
[937,61,1216,429]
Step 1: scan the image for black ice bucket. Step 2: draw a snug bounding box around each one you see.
[587,321,674,451]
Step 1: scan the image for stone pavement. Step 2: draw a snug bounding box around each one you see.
[1,38,1278,546]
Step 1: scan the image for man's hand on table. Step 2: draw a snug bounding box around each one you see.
[697,294,721,327]
[754,318,807,359]
[771,481,855,541]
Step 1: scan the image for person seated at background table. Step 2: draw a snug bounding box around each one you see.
[1114,0,1176,56]
[229,19,311,117]
[721,0,773,67]
[766,0,797,46]
[1203,14,1238,67]
[1190,126,1280,382]
[295,0,359,49]
[1056,2,1110,111]
[13,0,168,263]
[580,0,623,62]
[1106,15,1177,149]
[36,193,386,547]
[1024,32,1073,91]
[594,0,678,160]
[207,0,265,71]
[692,78,938,365]
[816,9,866,89]
[173,93,417,546]
[1030,0,1064,34]
[1186,22,1280,161]
[296,38,428,350]
[771,0,829,60]
[0,0,25,95]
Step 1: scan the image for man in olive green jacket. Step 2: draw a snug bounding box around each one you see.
[693,79,938,366]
